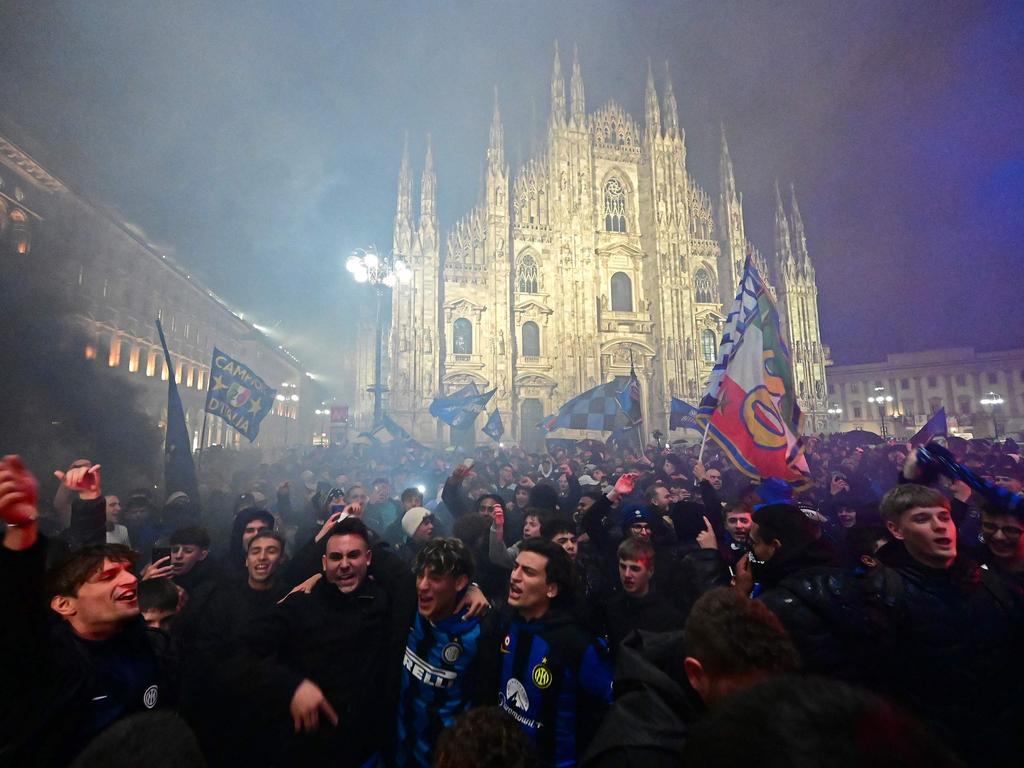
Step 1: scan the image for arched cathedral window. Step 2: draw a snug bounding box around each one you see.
[522,321,540,357]
[701,329,718,362]
[453,318,473,355]
[603,178,627,233]
[611,272,633,312]
[516,253,539,294]
[694,268,715,304]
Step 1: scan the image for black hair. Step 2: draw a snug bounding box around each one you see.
[413,537,475,581]
[528,483,559,512]
[540,516,575,540]
[69,711,206,768]
[246,530,287,553]
[517,537,577,606]
[400,487,424,504]
[169,526,211,549]
[137,577,180,615]
[434,707,539,768]
[321,516,371,553]
[46,544,137,598]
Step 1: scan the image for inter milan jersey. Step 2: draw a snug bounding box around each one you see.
[395,610,485,768]
[498,611,613,768]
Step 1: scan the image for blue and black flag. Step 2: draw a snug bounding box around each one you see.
[429,383,496,429]
[670,397,700,430]
[482,409,504,441]
[156,319,199,503]
[204,348,276,442]
[546,377,633,433]
[616,363,643,425]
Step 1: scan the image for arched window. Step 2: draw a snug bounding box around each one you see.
[522,321,540,357]
[701,329,717,362]
[603,178,627,233]
[516,253,539,293]
[611,272,633,312]
[453,318,473,355]
[694,269,715,304]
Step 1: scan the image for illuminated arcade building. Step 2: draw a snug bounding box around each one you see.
[0,121,312,451]
[356,45,829,446]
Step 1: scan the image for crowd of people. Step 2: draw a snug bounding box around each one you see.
[3,429,1024,767]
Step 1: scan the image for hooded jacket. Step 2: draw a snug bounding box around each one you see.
[580,630,702,768]
[226,508,276,570]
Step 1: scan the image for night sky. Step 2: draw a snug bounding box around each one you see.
[1,1,1021,400]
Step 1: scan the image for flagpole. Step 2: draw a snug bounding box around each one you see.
[697,419,712,463]
[197,410,209,474]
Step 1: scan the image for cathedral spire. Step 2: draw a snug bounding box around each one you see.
[774,180,795,272]
[662,61,680,140]
[644,59,661,139]
[789,183,812,273]
[570,43,585,127]
[394,133,413,255]
[420,134,435,225]
[550,40,566,129]
[488,86,505,170]
[719,124,736,198]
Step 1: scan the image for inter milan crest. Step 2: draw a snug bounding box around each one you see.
[442,642,461,664]
[532,662,552,689]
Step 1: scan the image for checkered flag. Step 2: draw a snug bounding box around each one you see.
[546,377,631,432]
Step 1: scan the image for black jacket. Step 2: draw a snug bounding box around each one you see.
[229,575,398,767]
[864,543,1024,765]
[1,535,175,768]
[580,630,703,768]
[592,590,685,657]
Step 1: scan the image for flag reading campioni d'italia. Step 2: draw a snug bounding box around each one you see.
[205,348,276,441]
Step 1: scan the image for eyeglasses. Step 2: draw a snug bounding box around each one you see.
[981,522,1024,540]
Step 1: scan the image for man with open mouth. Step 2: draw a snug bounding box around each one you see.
[1,455,171,767]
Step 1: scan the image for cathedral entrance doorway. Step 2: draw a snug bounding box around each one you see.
[520,398,544,452]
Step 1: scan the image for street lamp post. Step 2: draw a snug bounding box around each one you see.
[275,383,300,447]
[980,392,1004,440]
[867,387,894,439]
[345,247,412,425]
[826,404,842,434]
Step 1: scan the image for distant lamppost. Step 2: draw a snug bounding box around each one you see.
[314,407,330,446]
[345,247,412,424]
[827,404,842,434]
[276,382,299,446]
[867,387,894,439]
[980,392,1004,440]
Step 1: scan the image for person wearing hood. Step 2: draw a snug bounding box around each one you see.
[580,587,799,768]
[735,497,868,681]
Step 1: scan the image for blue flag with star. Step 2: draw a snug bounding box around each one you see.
[205,348,277,442]
[482,409,504,441]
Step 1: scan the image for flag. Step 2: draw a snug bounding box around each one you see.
[156,319,199,503]
[205,348,277,442]
[910,407,948,447]
[546,376,633,432]
[356,416,408,446]
[429,384,496,428]
[616,364,643,425]
[482,410,505,441]
[670,398,701,430]
[381,413,411,440]
[605,422,638,450]
[696,257,809,483]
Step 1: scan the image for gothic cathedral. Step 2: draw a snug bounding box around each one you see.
[356,44,828,447]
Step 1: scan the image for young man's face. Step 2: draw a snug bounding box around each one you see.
[477,498,499,518]
[500,466,515,485]
[748,522,779,564]
[142,605,177,632]
[412,516,435,544]
[55,558,139,629]
[887,505,956,569]
[981,512,1024,564]
[171,544,208,576]
[650,487,671,511]
[619,557,653,598]
[725,510,752,543]
[551,530,578,561]
[347,486,369,506]
[105,496,122,524]
[402,493,424,511]
[242,518,271,551]
[371,482,390,503]
[508,551,556,619]
[322,533,372,593]
[836,507,857,529]
[515,488,530,508]
[416,566,468,622]
[246,536,284,587]
[522,515,541,540]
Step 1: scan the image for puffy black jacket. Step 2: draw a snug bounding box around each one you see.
[592,590,685,657]
[580,630,703,768]
[864,543,1024,765]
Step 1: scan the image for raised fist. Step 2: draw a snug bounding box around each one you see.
[0,455,39,526]
[614,472,637,496]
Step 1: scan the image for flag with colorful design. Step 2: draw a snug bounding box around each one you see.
[695,257,809,482]
[205,348,276,442]
[616,363,643,425]
[544,376,633,433]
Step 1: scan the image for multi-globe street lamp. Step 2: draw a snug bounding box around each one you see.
[980,391,1005,440]
[867,387,894,439]
[345,247,412,424]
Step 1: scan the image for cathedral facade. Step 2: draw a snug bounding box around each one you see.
[356,44,828,447]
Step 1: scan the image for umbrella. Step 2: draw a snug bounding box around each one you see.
[838,429,883,447]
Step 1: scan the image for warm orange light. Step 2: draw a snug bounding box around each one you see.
[146,351,157,377]
[196,369,205,390]
[84,344,97,360]
[186,366,194,388]
[108,336,122,368]
[161,360,169,381]
[128,346,140,373]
